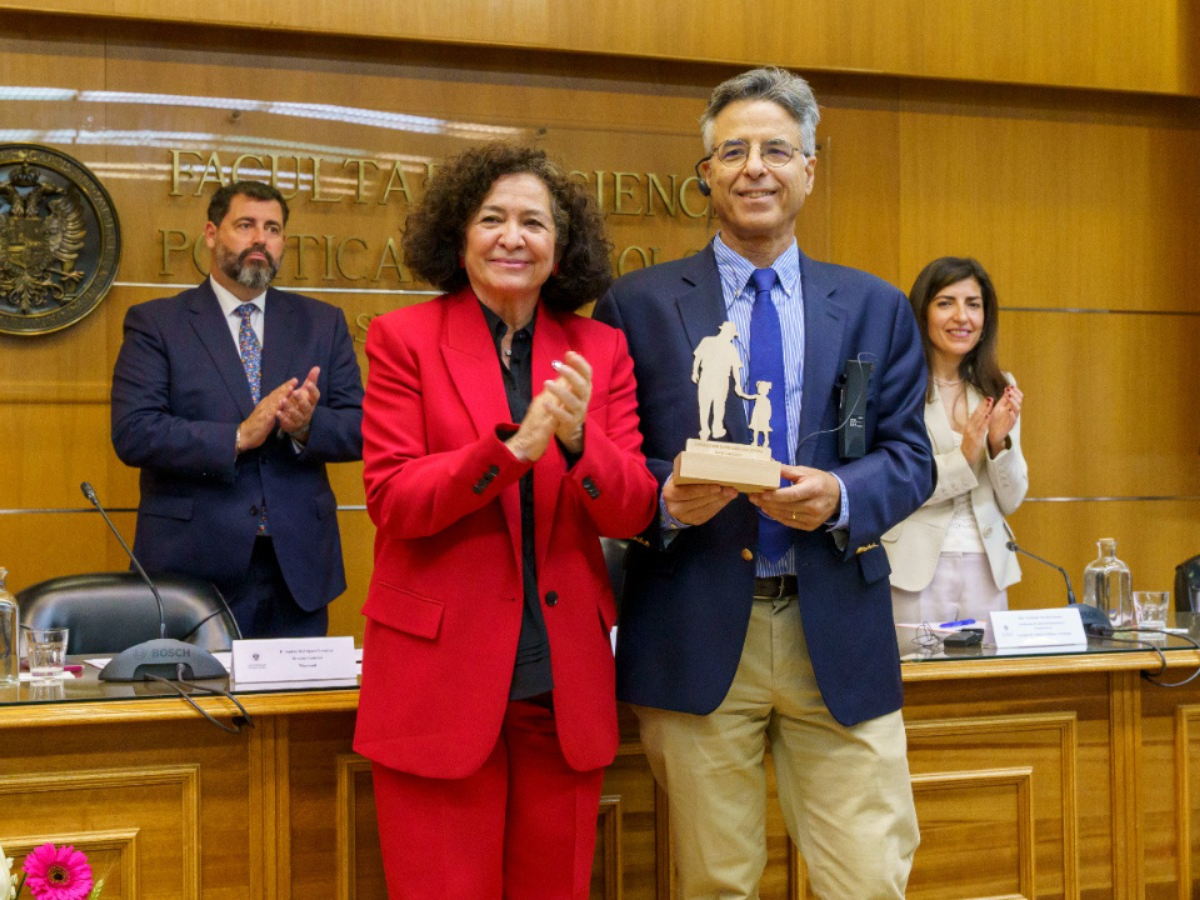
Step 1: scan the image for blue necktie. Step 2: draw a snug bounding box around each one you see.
[235,303,262,404]
[747,268,790,562]
[235,302,268,534]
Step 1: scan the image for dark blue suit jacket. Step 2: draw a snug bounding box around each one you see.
[111,280,364,612]
[593,245,933,726]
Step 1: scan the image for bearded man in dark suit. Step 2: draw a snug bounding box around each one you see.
[112,181,363,638]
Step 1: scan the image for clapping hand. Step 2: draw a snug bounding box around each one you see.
[278,366,321,441]
[506,351,593,462]
[960,396,993,467]
[987,384,1022,457]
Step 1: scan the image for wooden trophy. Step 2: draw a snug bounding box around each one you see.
[672,321,781,493]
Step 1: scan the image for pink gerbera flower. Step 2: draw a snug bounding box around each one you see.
[21,844,93,900]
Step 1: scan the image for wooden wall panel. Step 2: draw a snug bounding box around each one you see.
[906,714,1076,898]
[904,672,1117,897]
[1176,706,1200,897]
[5,658,1200,897]
[598,746,663,900]
[0,720,257,899]
[896,100,1200,313]
[0,14,1197,635]
[1004,312,1200,500]
[1008,500,1200,612]
[6,0,1198,96]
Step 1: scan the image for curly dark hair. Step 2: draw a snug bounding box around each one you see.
[908,256,1008,403]
[403,143,613,312]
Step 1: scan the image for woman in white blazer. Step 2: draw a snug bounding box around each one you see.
[885,257,1028,625]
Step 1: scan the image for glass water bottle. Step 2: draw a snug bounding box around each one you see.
[0,568,17,685]
[1082,538,1133,628]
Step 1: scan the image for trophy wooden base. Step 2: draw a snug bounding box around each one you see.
[672,439,782,493]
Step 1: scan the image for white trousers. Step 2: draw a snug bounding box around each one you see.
[891,550,1008,626]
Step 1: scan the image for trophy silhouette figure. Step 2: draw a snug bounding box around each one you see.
[672,321,781,492]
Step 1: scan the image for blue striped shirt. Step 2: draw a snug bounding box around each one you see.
[713,235,804,577]
[712,234,805,464]
[662,236,848,577]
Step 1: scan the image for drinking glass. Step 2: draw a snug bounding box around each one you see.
[23,627,69,680]
[1133,591,1170,630]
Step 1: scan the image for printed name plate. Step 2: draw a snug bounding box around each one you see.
[989,608,1087,650]
[232,637,358,683]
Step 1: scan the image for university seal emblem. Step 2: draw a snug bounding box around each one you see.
[0,145,120,336]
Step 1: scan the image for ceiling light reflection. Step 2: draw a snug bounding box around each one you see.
[0,86,521,139]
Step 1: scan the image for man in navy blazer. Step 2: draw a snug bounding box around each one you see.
[594,69,933,899]
[111,181,363,638]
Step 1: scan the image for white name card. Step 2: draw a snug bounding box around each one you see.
[231,637,358,684]
[990,608,1087,650]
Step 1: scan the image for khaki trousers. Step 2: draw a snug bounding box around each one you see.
[633,596,919,900]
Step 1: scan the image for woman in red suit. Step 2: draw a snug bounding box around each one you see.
[354,143,658,899]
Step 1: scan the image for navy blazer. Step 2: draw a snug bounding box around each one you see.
[111,280,364,612]
[593,245,933,726]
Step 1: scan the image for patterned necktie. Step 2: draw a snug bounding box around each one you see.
[235,303,262,404]
[234,302,268,534]
[747,268,790,562]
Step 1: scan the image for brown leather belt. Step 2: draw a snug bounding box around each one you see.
[753,575,798,600]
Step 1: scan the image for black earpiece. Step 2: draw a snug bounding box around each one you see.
[693,158,712,197]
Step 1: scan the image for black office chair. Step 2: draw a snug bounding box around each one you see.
[17,573,242,655]
[601,538,629,614]
[1175,555,1200,612]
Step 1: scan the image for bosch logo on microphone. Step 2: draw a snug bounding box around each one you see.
[150,647,191,659]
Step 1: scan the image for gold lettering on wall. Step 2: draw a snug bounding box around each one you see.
[231,154,265,183]
[373,237,410,282]
[159,230,189,275]
[647,174,677,217]
[311,157,340,203]
[193,151,227,196]
[192,235,208,273]
[612,172,643,215]
[345,159,380,204]
[289,235,322,280]
[170,150,203,196]
[335,236,369,280]
[161,149,711,289]
[379,162,414,204]
[272,156,303,200]
[617,245,662,275]
[678,176,709,219]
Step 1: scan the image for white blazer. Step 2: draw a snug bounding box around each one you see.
[883,376,1029,592]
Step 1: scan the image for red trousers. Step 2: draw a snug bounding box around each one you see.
[371,699,605,899]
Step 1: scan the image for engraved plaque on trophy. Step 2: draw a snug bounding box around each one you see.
[672,321,782,493]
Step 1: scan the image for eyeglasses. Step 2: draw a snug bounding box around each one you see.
[704,138,808,169]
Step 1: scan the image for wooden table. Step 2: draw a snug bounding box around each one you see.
[1,632,1198,899]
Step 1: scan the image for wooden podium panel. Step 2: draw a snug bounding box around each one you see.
[3,648,1200,899]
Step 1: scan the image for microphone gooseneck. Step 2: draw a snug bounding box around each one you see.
[1006,540,1076,605]
[1008,540,1112,636]
[82,481,167,639]
[81,481,227,683]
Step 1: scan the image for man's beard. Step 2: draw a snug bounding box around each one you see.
[217,242,280,292]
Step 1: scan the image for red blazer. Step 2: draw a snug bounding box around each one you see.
[353,288,658,779]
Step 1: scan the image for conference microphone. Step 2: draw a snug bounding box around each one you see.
[1006,540,1113,636]
[81,482,226,682]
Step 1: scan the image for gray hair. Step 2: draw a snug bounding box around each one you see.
[699,67,820,156]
